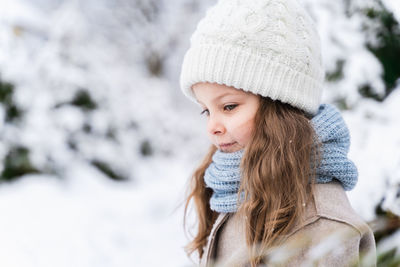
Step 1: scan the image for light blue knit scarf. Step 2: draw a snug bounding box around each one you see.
[204,103,358,213]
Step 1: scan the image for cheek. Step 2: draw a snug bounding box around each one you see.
[230,117,256,144]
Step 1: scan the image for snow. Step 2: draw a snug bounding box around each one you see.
[0,0,399,266]
[0,159,194,267]
[382,0,400,22]
[345,88,400,220]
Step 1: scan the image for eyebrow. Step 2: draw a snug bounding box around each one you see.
[197,92,240,105]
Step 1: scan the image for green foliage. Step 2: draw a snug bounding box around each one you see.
[140,139,153,156]
[146,50,164,77]
[326,59,345,82]
[377,247,400,267]
[371,195,400,266]
[0,78,24,122]
[0,79,14,103]
[91,159,127,181]
[71,89,97,111]
[82,122,92,133]
[106,126,117,140]
[359,83,385,101]
[362,1,400,99]
[0,146,40,182]
[374,198,400,243]
[333,97,350,110]
[67,137,78,151]
[0,79,37,183]
[361,2,400,264]
[135,0,160,23]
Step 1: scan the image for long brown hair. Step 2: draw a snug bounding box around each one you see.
[183,96,321,266]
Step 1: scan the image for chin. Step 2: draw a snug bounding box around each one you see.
[221,147,241,153]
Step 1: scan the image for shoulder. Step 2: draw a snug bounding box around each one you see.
[283,181,376,266]
[289,181,373,238]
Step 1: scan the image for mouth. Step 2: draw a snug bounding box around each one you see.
[219,142,237,149]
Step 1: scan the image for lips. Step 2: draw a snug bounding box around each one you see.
[219,142,236,148]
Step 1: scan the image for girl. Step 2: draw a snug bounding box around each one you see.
[179,0,376,266]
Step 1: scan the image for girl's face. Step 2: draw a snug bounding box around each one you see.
[192,82,260,153]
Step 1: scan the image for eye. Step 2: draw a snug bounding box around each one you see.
[200,109,209,116]
[224,104,238,111]
[200,104,237,116]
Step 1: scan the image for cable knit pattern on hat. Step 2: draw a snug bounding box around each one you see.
[180,0,325,115]
[204,104,357,213]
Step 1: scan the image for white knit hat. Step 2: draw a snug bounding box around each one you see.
[179,0,325,115]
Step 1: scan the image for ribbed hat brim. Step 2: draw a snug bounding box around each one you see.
[180,43,323,115]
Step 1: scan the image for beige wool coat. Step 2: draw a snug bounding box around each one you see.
[199,181,376,267]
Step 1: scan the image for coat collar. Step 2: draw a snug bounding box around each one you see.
[201,212,230,266]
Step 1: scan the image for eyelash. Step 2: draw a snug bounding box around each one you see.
[200,104,238,116]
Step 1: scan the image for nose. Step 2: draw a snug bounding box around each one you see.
[207,114,225,136]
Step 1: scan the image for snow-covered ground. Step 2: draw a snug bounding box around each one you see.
[0,0,399,266]
[0,158,197,267]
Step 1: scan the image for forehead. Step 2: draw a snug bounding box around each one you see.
[192,82,246,102]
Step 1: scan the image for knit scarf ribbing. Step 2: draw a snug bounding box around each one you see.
[204,103,358,213]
